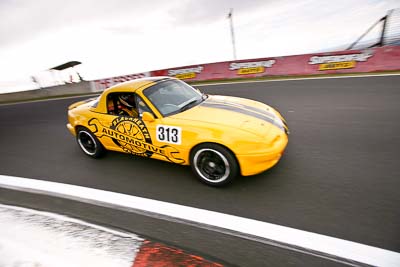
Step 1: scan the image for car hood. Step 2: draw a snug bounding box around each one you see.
[170,95,286,136]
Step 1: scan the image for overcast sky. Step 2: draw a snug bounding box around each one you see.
[0,0,398,92]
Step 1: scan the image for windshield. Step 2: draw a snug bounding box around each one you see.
[143,79,204,116]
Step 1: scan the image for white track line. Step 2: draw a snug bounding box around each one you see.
[0,174,399,267]
[194,72,400,87]
[2,72,400,106]
[0,93,99,106]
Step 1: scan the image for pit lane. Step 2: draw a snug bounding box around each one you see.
[1,75,399,265]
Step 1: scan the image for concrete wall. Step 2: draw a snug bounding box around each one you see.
[0,81,93,104]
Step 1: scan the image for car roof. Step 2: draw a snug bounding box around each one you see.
[103,76,172,94]
[92,76,174,114]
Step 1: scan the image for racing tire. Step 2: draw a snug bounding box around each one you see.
[76,127,105,158]
[190,143,239,187]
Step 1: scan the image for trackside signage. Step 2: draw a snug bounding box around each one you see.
[168,66,204,80]
[88,46,400,88]
[229,60,276,75]
[308,50,374,71]
[91,72,150,91]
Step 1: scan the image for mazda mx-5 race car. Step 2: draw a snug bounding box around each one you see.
[67,76,289,186]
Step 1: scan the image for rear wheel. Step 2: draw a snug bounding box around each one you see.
[76,127,105,158]
[190,143,239,186]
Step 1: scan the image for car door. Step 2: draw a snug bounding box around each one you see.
[86,92,146,154]
[91,93,153,157]
[134,94,186,164]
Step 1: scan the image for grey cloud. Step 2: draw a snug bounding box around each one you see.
[0,0,275,47]
[0,0,167,47]
[169,0,271,25]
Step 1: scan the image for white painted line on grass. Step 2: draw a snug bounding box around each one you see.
[0,174,399,267]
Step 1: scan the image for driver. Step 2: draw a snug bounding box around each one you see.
[118,93,138,117]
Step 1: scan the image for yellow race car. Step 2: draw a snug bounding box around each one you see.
[67,77,289,186]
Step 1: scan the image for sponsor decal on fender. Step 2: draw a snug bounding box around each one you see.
[229,60,276,75]
[88,117,185,164]
[168,66,204,80]
[309,50,373,71]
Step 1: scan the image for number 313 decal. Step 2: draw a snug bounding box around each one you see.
[156,125,182,145]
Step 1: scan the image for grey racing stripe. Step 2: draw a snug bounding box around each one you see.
[206,99,276,120]
[204,99,289,134]
[201,102,279,127]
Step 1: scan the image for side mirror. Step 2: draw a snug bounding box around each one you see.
[142,112,155,122]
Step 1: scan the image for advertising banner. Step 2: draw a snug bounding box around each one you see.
[151,46,400,82]
[90,72,150,92]
[90,46,400,91]
[151,58,278,82]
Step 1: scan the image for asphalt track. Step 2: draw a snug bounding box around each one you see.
[1,75,400,266]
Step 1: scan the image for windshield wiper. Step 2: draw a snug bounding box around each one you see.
[179,99,199,112]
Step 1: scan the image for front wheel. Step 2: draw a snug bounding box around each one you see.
[190,143,239,186]
[76,127,105,158]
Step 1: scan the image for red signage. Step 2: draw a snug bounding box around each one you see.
[90,46,400,91]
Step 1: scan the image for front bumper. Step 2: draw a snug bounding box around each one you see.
[237,134,288,176]
[67,123,76,136]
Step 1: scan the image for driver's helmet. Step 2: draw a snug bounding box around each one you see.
[119,94,135,108]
